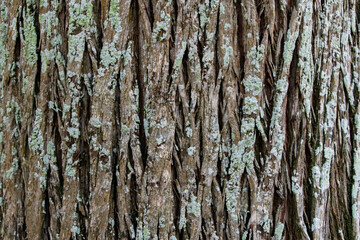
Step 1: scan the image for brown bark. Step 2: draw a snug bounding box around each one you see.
[0,0,359,239]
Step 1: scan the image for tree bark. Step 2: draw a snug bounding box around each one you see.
[0,0,359,239]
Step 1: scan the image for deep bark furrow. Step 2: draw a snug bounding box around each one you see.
[0,0,359,239]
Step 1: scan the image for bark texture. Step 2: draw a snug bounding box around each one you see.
[0,0,359,239]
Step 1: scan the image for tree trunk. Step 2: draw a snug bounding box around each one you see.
[0,0,359,239]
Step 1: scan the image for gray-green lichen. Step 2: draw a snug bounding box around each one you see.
[283,30,298,66]
[291,171,301,195]
[352,112,360,223]
[22,0,37,65]
[185,127,193,138]
[89,117,102,128]
[99,42,122,77]
[187,146,196,156]
[29,109,43,153]
[107,0,122,32]
[152,9,171,43]
[0,2,9,75]
[68,0,93,33]
[298,0,313,118]
[274,223,284,240]
[67,127,80,139]
[39,7,58,39]
[226,43,265,222]
[312,217,321,231]
[68,32,86,63]
[187,194,201,217]
[222,37,233,67]
[64,143,78,180]
[6,157,18,179]
[172,41,187,79]
[199,4,209,28]
[179,205,187,230]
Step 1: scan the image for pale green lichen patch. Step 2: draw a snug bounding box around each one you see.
[39,0,48,8]
[199,4,209,28]
[143,225,150,240]
[6,100,21,125]
[156,135,165,145]
[22,0,37,65]
[159,118,167,129]
[64,143,78,180]
[106,0,122,32]
[0,1,9,74]
[185,127,193,138]
[312,217,321,231]
[243,97,258,115]
[70,224,80,235]
[68,32,86,63]
[283,30,298,66]
[219,3,225,15]
[269,76,289,173]
[67,127,80,139]
[0,154,6,165]
[226,42,265,223]
[187,194,201,217]
[352,202,359,219]
[99,42,122,75]
[48,101,60,112]
[152,9,171,42]
[320,154,332,192]
[298,10,314,118]
[187,146,196,156]
[22,76,29,94]
[242,45,264,95]
[179,205,187,230]
[172,41,187,79]
[243,76,262,96]
[225,119,257,219]
[352,113,360,222]
[29,109,43,153]
[274,223,284,239]
[39,9,58,38]
[89,117,102,128]
[41,49,56,74]
[6,158,18,179]
[222,37,233,67]
[158,216,165,228]
[46,140,57,170]
[68,0,93,33]
[136,215,152,240]
[202,46,215,68]
[241,231,248,240]
[291,171,301,195]
[324,97,337,130]
[312,166,321,185]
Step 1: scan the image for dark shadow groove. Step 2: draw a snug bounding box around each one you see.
[78,43,93,238]
[110,67,122,239]
[148,0,154,29]
[41,168,51,240]
[94,0,103,63]
[133,0,148,170]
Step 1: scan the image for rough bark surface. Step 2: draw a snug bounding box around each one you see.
[0,0,359,239]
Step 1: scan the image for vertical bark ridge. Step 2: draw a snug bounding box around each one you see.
[87,0,131,238]
[0,0,359,239]
[135,1,177,239]
[1,2,27,238]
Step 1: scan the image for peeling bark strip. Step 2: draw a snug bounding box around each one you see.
[0,0,360,239]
